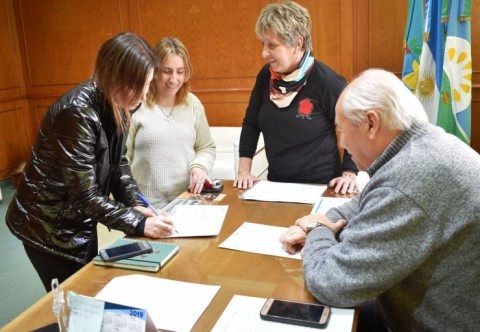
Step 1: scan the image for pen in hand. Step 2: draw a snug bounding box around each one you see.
[137,193,178,234]
[137,193,161,216]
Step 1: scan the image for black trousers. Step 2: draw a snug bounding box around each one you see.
[24,244,85,292]
[24,232,98,292]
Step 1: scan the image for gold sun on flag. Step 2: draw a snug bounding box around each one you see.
[402,60,420,91]
[416,70,436,102]
[443,37,472,114]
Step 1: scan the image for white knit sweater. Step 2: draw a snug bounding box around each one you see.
[126,93,215,209]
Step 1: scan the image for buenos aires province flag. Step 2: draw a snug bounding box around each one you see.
[437,0,472,144]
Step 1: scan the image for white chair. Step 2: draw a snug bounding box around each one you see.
[209,127,268,180]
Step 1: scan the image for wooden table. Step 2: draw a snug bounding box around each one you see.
[2,181,357,331]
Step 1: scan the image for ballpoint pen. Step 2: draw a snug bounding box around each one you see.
[137,193,161,216]
[137,193,178,233]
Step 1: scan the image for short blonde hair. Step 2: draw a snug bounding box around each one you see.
[255,1,312,52]
[147,37,193,107]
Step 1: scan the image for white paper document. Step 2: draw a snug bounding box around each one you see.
[240,181,326,204]
[310,197,352,215]
[166,205,229,237]
[212,295,355,332]
[95,274,221,332]
[219,222,301,260]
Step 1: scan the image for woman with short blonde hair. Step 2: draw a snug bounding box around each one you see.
[234,1,358,194]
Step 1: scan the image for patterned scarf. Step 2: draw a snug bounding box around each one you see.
[269,51,314,108]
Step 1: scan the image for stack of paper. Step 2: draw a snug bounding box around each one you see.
[240,181,327,204]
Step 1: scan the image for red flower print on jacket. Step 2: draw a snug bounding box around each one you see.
[297,98,313,119]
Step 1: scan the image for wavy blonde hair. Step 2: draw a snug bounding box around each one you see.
[146,37,193,107]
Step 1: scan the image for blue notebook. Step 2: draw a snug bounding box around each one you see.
[93,238,179,272]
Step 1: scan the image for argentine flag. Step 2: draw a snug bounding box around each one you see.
[408,0,472,144]
[415,0,444,126]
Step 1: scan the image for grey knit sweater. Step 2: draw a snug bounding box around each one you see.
[303,122,480,331]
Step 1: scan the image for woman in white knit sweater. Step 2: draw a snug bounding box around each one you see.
[127,37,216,209]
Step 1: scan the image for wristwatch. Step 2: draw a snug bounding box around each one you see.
[306,222,330,233]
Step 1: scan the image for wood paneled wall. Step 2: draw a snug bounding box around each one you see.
[0,0,479,180]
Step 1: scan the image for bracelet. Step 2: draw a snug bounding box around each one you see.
[342,173,356,179]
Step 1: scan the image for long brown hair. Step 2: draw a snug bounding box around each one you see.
[146,37,193,108]
[93,32,158,134]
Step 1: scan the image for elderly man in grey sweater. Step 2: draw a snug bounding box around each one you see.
[280,69,480,331]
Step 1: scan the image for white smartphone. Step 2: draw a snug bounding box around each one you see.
[99,240,153,262]
[260,298,331,329]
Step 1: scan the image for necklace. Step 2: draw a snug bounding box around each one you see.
[158,105,174,121]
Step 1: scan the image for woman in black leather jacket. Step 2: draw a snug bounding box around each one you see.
[6,32,176,291]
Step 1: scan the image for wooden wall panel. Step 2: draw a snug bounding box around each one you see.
[0,0,479,181]
[339,0,354,80]
[136,0,266,127]
[351,0,370,75]
[472,88,480,152]
[350,0,407,75]
[0,0,24,100]
[136,0,263,79]
[0,100,31,179]
[196,89,254,126]
[0,0,27,180]
[298,0,343,72]
[15,0,131,97]
[368,0,407,74]
[136,0,347,127]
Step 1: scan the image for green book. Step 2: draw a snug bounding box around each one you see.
[93,238,179,272]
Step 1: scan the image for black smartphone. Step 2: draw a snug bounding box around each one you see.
[99,240,153,262]
[260,298,331,329]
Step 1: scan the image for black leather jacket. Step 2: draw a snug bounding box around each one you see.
[6,81,146,264]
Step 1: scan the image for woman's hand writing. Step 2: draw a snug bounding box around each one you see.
[144,215,176,238]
